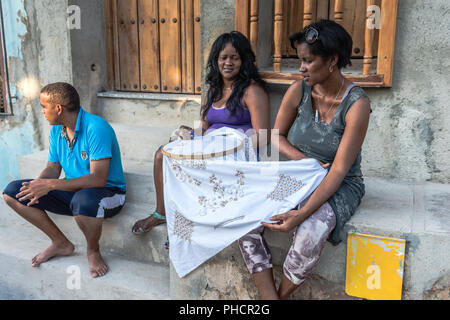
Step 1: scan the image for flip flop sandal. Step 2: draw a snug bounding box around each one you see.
[132,211,166,235]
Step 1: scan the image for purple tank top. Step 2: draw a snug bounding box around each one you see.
[205,104,252,135]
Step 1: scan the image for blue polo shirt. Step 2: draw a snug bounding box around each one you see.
[48,108,126,193]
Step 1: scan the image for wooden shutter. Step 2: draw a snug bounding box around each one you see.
[117,0,140,91]
[138,0,161,92]
[159,0,182,93]
[105,0,202,94]
[0,12,8,114]
[239,0,399,87]
[181,0,194,93]
[193,0,202,93]
[0,79,5,113]
[329,0,380,58]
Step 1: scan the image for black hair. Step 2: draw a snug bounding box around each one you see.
[41,82,80,112]
[201,31,267,120]
[289,19,353,69]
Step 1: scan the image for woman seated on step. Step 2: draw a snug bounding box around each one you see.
[132,31,270,235]
[238,20,371,299]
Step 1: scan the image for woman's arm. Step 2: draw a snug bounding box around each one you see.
[244,83,271,147]
[263,96,371,232]
[177,118,209,137]
[200,118,210,135]
[272,80,308,161]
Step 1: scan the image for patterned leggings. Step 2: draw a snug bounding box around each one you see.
[238,200,336,285]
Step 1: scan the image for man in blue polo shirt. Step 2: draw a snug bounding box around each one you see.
[2,82,126,278]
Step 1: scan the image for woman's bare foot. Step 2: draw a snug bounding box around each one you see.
[87,250,108,278]
[132,215,166,235]
[31,241,75,267]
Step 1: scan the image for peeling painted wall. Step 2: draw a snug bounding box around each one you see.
[0,0,72,190]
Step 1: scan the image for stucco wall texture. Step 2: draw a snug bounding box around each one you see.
[361,0,450,183]
[201,0,450,183]
[1,0,449,190]
[0,0,72,189]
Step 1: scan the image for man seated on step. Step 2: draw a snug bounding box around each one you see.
[2,82,126,278]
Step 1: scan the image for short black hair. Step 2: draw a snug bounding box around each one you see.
[289,19,353,69]
[40,82,80,112]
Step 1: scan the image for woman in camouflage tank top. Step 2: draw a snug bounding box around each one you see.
[241,20,371,299]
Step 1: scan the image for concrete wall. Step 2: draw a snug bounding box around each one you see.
[0,0,72,189]
[220,0,450,184]
[199,0,450,184]
[68,0,108,114]
[361,0,450,183]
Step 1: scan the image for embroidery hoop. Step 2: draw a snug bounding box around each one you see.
[161,134,244,160]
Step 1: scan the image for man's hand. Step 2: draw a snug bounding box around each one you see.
[16,179,53,206]
[261,209,306,233]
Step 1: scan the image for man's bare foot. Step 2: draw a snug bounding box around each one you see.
[87,250,108,278]
[132,215,165,235]
[31,241,75,267]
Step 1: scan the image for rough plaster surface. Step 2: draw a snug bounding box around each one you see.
[268,0,450,183]
[357,0,450,183]
[0,0,72,188]
[69,0,108,114]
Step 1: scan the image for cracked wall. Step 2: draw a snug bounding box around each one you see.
[0,0,72,189]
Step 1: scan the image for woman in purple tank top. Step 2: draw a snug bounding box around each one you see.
[132,31,270,235]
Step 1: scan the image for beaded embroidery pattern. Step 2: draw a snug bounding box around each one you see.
[173,210,194,242]
[267,174,304,201]
[170,159,206,186]
[198,169,246,216]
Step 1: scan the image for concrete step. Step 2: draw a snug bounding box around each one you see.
[0,200,170,299]
[96,91,201,127]
[170,177,450,300]
[0,191,169,266]
[110,122,173,162]
[19,150,157,206]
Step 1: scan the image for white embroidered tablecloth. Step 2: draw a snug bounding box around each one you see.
[162,127,327,277]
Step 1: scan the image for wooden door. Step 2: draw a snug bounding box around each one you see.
[105,0,202,94]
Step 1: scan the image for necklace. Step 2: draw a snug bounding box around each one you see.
[314,77,345,123]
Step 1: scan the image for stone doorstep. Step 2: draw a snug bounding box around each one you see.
[96,92,202,127]
[0,200,170,300]
[0,231,170,300]
[0,195,169,266]
[110,123,175,162]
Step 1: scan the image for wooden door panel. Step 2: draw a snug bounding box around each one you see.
[107,0,202,94]
[329,0,379,58]
[117,0,140,91]
[181,0,195,93]
[159,0,182,93]
[193,0,202,94]
[138,0,161,92]
[277,0,379,59]
[286,0,304,56]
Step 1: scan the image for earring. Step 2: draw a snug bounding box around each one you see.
[329,66,334,73]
